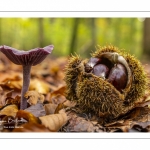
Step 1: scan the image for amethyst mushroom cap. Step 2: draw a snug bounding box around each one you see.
[0,45,54,109]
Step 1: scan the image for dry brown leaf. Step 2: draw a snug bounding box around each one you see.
[25,103,46,117]
[54,100,76,115]
[54,103,67,114]
[0,104,18,117]
[63,100,76,108]
[50,95,66,105]
[0,87,14,107]
[15,110,40,124]
[104,120,133,132]
[39,112,68,131]
[0,72,22,90]
[44,103,58,115]
[29,78,50,94]
[0,71,22,83]
[12,122,50,132]
[5,95,20,108]
[63,112,103,132]
[50,86,66,97]
[24,91,45,105]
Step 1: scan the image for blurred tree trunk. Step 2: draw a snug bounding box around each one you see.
[91,18,96,51]
[143,18,150,59]
[38,18,44,47]
[86,18,97,57]
[69,18,80,55]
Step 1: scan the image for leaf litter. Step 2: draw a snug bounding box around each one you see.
[0,54,150,132]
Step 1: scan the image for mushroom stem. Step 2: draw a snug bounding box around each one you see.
[21,65,32,109]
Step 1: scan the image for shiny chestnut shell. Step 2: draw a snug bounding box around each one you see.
[92,64,109,78]
[107,63,127,92]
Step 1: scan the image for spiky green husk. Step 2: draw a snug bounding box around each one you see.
[76,75,127,123]
[92,45,121,57]
[65,55,82,101]
[124,53,149,104]
[65,45,149,123]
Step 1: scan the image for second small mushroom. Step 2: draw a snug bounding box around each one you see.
[0,45,54,109]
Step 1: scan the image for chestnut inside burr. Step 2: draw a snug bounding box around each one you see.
[85,56,128,93]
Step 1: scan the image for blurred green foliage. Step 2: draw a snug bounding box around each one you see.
[0,18,144,59]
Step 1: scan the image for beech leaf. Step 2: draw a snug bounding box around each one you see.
[39,112,68,131]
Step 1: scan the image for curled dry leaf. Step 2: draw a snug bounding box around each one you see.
[12,122,50,132]
[39,112,68,131]
[15,110,40,124]
[24,91,45,105]
[29,78,50,94]
[0,104,18,117]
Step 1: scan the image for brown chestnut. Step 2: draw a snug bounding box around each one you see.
[107,63,127,92]
[92,64,109,79]
[85,57,101,72]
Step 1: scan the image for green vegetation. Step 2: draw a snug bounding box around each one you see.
[0,18,144,58]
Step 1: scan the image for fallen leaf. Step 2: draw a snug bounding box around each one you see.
[5,95,20,108]
[0,72,22,91]
[25,91,45,105]
[39,112,68,131]
[29,78,50,94]
[55,100,76,114]
[44,103,58,115]
[15,110,40,124]
[63,100,76,108]
[25,103,46,117]
[63,112,103,132]
[50,86,66,97]
[0,104,18,117]
[51,95,66,105]
[0,87,14,107]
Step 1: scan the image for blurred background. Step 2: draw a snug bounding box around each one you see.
[0,18,150,61]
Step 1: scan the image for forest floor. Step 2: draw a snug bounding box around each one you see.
[0,53,150,132]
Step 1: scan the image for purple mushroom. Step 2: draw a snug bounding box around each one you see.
[0,45,54,109]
